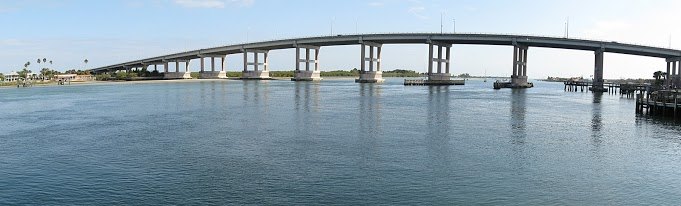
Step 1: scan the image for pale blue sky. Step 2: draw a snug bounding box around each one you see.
[1,0,680,79]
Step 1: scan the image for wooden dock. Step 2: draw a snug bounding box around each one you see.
[636,90,681,118]
[564,81,648,98]
[404,79,465,86]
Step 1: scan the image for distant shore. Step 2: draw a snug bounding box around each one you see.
[0,77,387,89]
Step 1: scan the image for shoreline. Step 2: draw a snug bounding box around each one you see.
[0,77,361,89]
[0,76,478,89]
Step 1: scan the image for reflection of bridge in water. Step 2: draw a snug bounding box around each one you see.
[90,33,681,91]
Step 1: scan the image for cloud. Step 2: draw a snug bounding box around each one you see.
[174,0,253,8]
[175,0,225,8]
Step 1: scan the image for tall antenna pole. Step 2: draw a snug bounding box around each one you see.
[565,16,570,38]
[440,13,443,34]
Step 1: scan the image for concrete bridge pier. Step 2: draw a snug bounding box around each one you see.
[241,49,271,79]
[198,55,228,79]
[292,44,322,81]
[164,59,192,79]
[356,41,384,83]
[510,44,532,88]
[427,41,452,80]
[591,49,608,92]
[666,57,681,88]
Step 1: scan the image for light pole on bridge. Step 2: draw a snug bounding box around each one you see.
[331,17,335,36]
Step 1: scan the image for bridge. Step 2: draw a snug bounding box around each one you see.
[89,33,681,91]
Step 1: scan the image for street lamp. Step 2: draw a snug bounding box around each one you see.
[452,19,456,33]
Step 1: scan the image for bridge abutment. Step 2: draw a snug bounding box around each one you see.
[356,41,384,83]
[292,44,322,81]
[241,49,271,80]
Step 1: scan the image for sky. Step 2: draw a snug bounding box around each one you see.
[1,0,680,79]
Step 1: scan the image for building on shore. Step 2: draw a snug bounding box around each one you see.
[54,74,95,81]
[3,71,20,82]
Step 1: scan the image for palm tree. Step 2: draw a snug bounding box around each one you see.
[37,58,41,71]
[40,68,50,81]
[43,58,47,66]
[653,70,667,87]
[49,60,53,69]
[654,71,662,81]
[84,59,89,70]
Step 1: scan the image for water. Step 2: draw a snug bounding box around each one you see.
[1,78,681,205]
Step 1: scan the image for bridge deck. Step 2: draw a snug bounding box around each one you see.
[89,33,681,72]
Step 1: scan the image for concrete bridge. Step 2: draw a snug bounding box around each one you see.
[89,33,681,91]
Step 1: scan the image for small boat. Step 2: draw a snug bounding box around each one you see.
[483,69,487,82]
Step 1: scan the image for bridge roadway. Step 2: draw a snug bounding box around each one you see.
[89,33,681,90]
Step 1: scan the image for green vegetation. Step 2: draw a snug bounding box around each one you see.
[653,70,667,87]
[457,73,471,78]
[190,72,200,78]
[95,69,163,81]
[93,68,423,81]
[382,69,422,77]
[266,69,421,77]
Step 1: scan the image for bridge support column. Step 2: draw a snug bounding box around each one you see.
[241,49,271,80]
[673,61,677,88]
[164,59,192,79]
[591,49,607,92]
[356,41,384,83]
[666,57,681,88]
[292,44,322,81]
[198,55,228,79]
[200,57,205,73]
[666,61,671,88]
[510,44,532,88]
[427,41,452,81]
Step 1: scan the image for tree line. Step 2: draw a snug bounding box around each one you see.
[1,58,90,81]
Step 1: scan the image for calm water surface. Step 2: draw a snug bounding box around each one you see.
[1,78,681,205]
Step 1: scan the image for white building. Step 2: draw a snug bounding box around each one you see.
[4,71,19,82]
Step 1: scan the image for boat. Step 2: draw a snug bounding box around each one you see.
[483,69,487,82]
